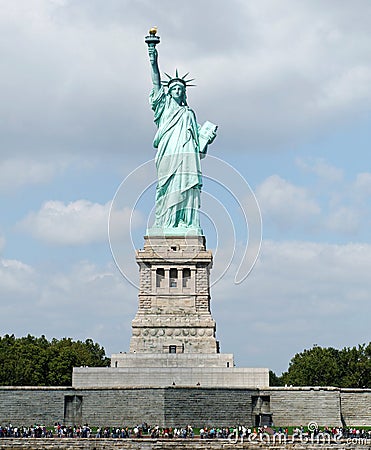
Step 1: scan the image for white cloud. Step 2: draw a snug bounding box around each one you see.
[296,158,344,183]
[0,235,5,252]
[0,158,65,191]
[17,200,113,245]
[0,0,150,159]
[255,171,371,238]
[17,199,144,246]
[0,258,36,294]
[318,65,371,112]
[213,239,371,373]
[256,175,320,229]
[0,257,136,354]
[1,1,371,156]
[354,172,371,196]
[198,1,371,150]
[325,206,360,235]
[109,206,144,238]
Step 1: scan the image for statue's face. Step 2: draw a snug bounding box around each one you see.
[169,84,185,104]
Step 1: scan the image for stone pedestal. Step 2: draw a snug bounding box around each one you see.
[72,234,270,390]
[130,235,218,354]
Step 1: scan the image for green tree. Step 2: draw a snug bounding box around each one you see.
[0,334,50,385]
[269,370,284,386]
[0,334,110,386]
[46,338,110,385]
[279,343,371,388]
[339,344,371,388]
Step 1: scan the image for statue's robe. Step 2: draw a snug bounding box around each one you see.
[150,86,202,230]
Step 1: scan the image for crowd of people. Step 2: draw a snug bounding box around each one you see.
[0,423,237,439]
[0,422,370,440]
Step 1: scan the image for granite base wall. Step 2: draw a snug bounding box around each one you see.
[64,387,257,427]
[0,387,73,425]
[163,387,255,426]
[261,387,342,427]
[73,388,166,426]
[340,389,371,426]
[0,386,370,428]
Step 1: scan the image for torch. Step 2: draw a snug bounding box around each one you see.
[145,27,160,48]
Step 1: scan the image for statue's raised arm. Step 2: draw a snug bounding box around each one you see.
[144,28,217,236]
[145,27,161,92]
[148,46,161,92]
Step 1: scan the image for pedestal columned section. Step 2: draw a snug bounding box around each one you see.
[130,235,218,354]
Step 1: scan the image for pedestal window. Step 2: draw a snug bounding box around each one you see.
[169,268,178,288]
[183,268,191,288]
[156,268,165,288]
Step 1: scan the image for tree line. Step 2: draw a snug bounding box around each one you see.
[1,335,370,388]
[270,343,371,388]
[0,334,110,386]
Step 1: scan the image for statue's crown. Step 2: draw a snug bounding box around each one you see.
[162,69,196,89]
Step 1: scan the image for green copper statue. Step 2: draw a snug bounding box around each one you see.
[145,28,217,236]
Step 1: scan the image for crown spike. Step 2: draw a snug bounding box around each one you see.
[164,69,196,88]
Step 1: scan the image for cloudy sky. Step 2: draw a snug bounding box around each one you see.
[1,0,371,376]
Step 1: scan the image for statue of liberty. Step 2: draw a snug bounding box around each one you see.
[145,29,217,236]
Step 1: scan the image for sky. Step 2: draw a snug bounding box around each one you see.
[1,0,371,376]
